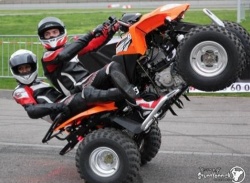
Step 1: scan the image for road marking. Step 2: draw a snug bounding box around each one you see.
[159,150,250,157]
[0,142,64,149]
[1,142,250,157]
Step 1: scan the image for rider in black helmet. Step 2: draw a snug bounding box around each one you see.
[37,17,161,112]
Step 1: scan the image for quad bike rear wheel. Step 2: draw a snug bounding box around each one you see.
[222,21,250,80]
[75,128,140,183]
[223,21,250,65]
[139,123,161,166]
[176,25,246,91]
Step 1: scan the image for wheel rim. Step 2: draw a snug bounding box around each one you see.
[190,41,228,77]
[89,147,120,177]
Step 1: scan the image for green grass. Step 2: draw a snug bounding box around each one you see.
[2,77,51,90]
[0,8,249,35]
[0,8,250,97]
[186,92,250,97]
[0,78,17,90]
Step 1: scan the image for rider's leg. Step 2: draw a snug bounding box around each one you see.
[83,62,137,104]
[61,87,123,117]
[107,61,137,104]
[82,86,124,105]
[82,62,162,111]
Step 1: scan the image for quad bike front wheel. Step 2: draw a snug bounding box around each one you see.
[176,25,246,91]
[139,123,161,166]
[75,128,140,183]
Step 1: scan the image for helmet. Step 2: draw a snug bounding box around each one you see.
[9,49,38,85]
[37,17,67,50]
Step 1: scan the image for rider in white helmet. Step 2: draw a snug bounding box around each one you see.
[9,49,38,85]
[10,49,124,122]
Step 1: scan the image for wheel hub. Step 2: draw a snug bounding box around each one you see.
[201,50,218,67]
[89,147,120,177]
[190,41,228,77]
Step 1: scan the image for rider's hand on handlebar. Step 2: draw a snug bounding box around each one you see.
[106,22,120,37]
[103,17,120,34]
[92,23,109,37]
[92,18,119,38]
[111,22,120,32]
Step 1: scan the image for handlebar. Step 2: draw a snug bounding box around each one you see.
[117,20,131,27]
[108,16,131,28]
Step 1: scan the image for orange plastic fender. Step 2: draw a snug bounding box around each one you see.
[54,102,117,131]
[116,3,190,55]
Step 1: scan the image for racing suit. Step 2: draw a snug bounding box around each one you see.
[13,79,68,122]
[41,26,137,103]
[13,79,122,123]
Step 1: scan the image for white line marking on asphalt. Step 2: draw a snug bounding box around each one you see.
[0,142,64,149]
[1,142,250,157]
[159,150,250,157]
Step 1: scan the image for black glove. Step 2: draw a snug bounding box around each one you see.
[50,103,71,123]
[54,103,71,117]
[102,17,120,36]
[112,22,120,32]
[92,23,108,37]
[109,22,120,36]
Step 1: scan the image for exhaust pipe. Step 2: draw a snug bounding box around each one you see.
[140,88,180,131]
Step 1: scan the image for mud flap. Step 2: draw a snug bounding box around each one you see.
[111,116,143,134]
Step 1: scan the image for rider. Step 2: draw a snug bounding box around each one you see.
[37,17,161,112]
[10,49,125,123]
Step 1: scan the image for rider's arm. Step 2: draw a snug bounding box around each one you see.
[57,23,117,60]
[13,86,69,119]
[77,34,111,56]
[78,25,117,56]
[41,33,95,66]
[56,32,94,62]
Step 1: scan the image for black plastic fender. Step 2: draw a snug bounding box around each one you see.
[111,116,143,134]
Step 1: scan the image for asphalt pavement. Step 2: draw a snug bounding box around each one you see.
[0,92,249,183]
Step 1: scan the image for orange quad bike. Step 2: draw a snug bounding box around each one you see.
[42,3,250,183]
[42,89,182,183]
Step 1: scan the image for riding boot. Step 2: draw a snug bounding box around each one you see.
[109,70,137,104]
[108,61,138,104]
[82,86,124,104]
